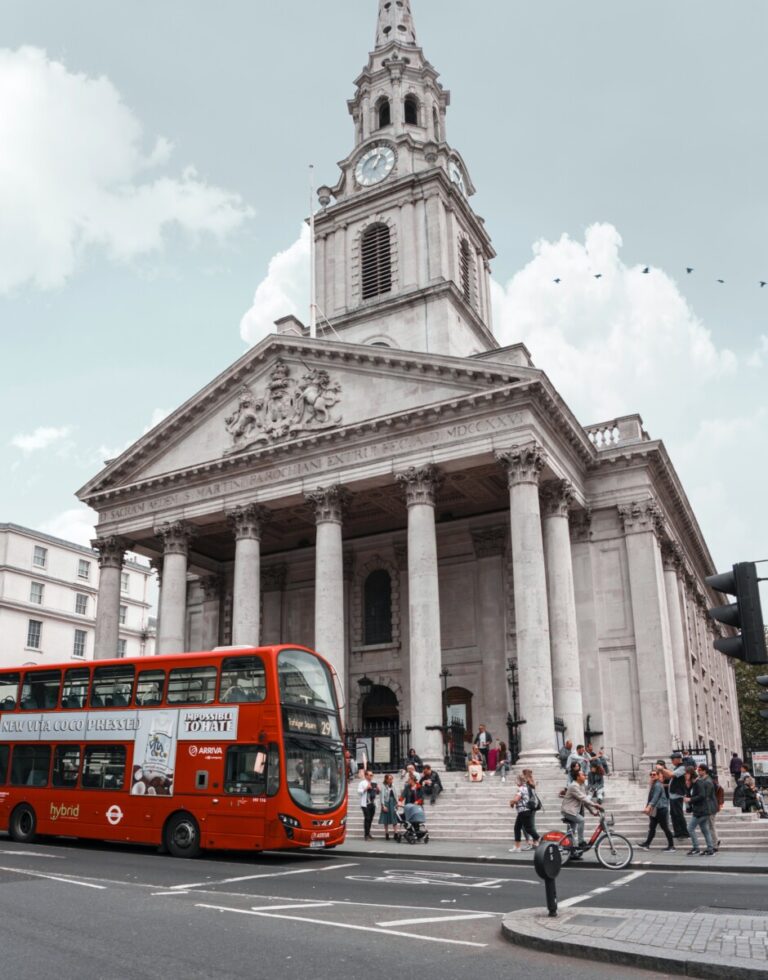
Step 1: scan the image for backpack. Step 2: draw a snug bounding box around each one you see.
[527,788,542,812]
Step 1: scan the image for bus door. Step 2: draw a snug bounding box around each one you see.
[205,743,267,846]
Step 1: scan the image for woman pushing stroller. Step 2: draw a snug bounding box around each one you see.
[395,773,429,843]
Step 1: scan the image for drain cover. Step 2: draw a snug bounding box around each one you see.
[567,913,627,929]
[696,906,766,917]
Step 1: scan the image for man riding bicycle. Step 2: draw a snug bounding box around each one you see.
[561,769,602,855]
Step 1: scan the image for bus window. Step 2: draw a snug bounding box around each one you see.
[284,738,345,812]
[167,667,217,705]
[91,665,135,708]
[220,656,266,703]
[52,745,81,788]
[82,746,126,790]
[0,744,9,783]
[135,670,165,707]
[11,745,51,787]
[224,744,267,796]
[278,649,336,710]
[266,743,280,797]
[62,667,90,709]
[20,670,61,711]
[0,673,20,711]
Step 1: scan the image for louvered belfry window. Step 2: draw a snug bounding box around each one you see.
[361,223,392,300]
[459,239,472,304]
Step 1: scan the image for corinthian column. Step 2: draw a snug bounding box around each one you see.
[306,486,350,700]
[496,444,556,764]
[471,527,508,740]
[618,501,676,764]
[155,521,195,654]
[662,541,694,744]
[228,504,271,647]
[540,479,585,745]
[93,536,127,660]
[200,575,223,650]
[396,465,443,764]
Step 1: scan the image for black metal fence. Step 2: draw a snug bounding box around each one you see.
[345,722,412,772]
[673,739,719,777]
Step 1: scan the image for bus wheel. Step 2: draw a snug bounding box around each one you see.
[9,804,37,844]
[164,812,201,858]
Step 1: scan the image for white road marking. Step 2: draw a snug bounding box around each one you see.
[0,866,106,889]
[249,902,333,911]
[0,850,64,859]
[196,903,487,946]
[170,862,357,891]
[558,870,647,909]
[346,869,528,889]
[376,912,494,927]
[152,891,191,896]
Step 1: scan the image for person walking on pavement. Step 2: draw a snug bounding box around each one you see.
[661,751,690,840]
[685,765,716,855]
[638,770,675,851]
[358,769,379,840]
[378,773,398,840]
[510,773,541,851]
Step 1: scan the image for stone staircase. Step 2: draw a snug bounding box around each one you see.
[346,770,768,849]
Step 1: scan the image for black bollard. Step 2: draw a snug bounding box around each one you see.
[533,841,562,917]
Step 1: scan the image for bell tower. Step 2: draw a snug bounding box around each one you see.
[313,0,496,356]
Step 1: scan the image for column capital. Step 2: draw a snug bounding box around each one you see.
[262,564,287,592]
[200,575,223,602]
[661,539,684,573]
[227,503,271,541]
[471,526,506,559]
[569,507,593,542]
[617,499,664,538]
[496,442,547,487]
[92,536,127,570]
[305,485,351,524]
[150,557,163,585]
[540,479,575,519]
[395,464,442,507]
[154,521,196,556]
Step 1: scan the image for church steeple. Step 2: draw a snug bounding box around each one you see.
[312,0,497,357]
[375,0,418,48]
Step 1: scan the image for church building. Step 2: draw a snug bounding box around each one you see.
[77,0,741,769]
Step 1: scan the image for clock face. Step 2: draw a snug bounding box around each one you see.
[450,161,467,196]
[355,145,396,186]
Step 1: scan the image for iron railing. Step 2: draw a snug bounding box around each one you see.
[345,722,411,772]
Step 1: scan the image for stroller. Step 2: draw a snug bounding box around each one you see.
[393,802,430,844]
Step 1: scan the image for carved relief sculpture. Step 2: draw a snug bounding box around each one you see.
[225,358,343,453]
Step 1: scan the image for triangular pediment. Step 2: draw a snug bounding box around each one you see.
[78,335,539,500]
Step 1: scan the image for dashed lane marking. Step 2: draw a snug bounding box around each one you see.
[558,870,647,909]
[169,862,358,891]
[0,865,106,889]
[376,912,495,927]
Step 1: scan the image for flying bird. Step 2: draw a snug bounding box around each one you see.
[553,278,561,284]
[760,281,766,288]
[594,274,603,279]
[686,267,694,274]
[641,267,650,274]
[717,279,725,284]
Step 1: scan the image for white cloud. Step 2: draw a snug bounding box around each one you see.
[97,407,171,463]
[491,223,737,423]
[747,334,768,368]
[39,505,97,547]
[11,425,72,453]
[240,225,310,346]
[0,47,252,293]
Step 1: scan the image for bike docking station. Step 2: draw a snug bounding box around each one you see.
[534,841,562,917]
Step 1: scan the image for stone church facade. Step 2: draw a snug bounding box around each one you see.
[78,0,741,768]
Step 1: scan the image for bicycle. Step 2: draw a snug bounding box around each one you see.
[541,809,634,870]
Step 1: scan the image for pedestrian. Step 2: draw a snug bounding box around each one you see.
[522,768,541,836]
[588,760,605,803]
[467,744,484,782]
[709,774,724,850]
[401,772,423,806]
[637,770,675,851]
[729,752,744,780]
[378,773,398,840]
[357,769,379,840]
[496,740,512,782]
[661,751,690,840]
[558,739,572,771]
[561,769,601,854]
[566,760,582,785]
[473,725,492,769]
[597,747,611,776]
[685,764,716,855]
[406,748,423,772]
[509,773,540,852]
[419,764,444,805]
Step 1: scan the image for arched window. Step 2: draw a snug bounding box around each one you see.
[404,95,419,126]
[444,686,473,743]
[364,569,392,645]
[361,224,392,300]
[459,239,473,304]
[377,98,391,129]
[361,685,399,726]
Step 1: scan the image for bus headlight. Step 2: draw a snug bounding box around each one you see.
[278,813,301,829]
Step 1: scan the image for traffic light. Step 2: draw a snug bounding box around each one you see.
[758,676,768,721]
[705,561,766,664]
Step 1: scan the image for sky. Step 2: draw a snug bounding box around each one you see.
[0,0,766,607]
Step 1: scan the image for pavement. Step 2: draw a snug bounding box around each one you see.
[337,834,768,874]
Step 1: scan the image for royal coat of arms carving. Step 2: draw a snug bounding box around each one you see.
[224,358,342,452]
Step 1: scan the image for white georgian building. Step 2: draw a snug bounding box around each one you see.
[77,0,740,768]
[0,524,155,667]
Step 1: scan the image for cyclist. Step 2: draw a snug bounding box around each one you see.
[561,768,602,857]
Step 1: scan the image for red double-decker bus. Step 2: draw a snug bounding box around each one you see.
[0,645,347,857]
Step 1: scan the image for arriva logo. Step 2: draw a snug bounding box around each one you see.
[188,745,223,758]
[50,803,80,821]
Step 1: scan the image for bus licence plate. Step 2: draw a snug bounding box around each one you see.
[309,840,326,848]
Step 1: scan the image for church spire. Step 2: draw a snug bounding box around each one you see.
[375,0,418,48]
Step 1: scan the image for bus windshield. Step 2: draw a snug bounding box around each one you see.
[285,738,345,812]
[278,649,336,711]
